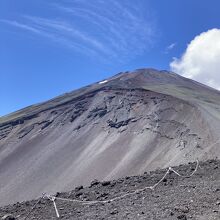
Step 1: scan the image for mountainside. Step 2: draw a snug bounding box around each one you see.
[1,159,220,220]
[1,68,220,206]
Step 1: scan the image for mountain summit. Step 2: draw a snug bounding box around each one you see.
[0,68,220,206]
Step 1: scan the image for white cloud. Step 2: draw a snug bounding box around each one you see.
[1,20,42,34]
[1,0,155,63]
[164,42,176,54]
[167,43,176,50]
[170,29,220,90]
[1,19,101,58]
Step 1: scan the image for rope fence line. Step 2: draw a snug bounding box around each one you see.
[42,160,199,218]
[23,193,45,220]
[169,159,199,178]
[48,196,60,218]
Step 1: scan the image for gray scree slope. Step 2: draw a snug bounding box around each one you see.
[0,68,220,206]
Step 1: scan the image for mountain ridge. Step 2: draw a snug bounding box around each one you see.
[1,68,220,126]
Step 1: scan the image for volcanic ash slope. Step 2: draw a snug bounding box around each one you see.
[0,68,220,206]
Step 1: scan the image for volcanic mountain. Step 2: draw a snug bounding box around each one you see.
[0,68,220,206]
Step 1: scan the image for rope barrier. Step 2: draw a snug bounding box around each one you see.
[169,159,199,178]
[44,160,199,218]
[23,193,45,220]
[21,160,199,219]
[47,196,60,218]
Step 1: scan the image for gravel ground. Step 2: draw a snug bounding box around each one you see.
[0,159,220,220]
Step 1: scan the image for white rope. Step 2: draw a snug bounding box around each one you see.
[47,195,60,218]
[150,167,171,189]
[23,193,46,220]
[169,159,199,178]
[45,160,199,212]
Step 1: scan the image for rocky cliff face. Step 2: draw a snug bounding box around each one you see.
[0,68,220,206]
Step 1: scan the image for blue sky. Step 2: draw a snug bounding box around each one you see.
[1,0,220,116]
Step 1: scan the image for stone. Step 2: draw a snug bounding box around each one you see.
[75,185,83,191]
[101,181,111,186]
[110,209,118,215]
[90,179,100,187]
[75,192,83,197]
[177,214,187,220]
[1,214,16,220]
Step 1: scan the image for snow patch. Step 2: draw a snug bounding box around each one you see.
[99,80,108,84]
